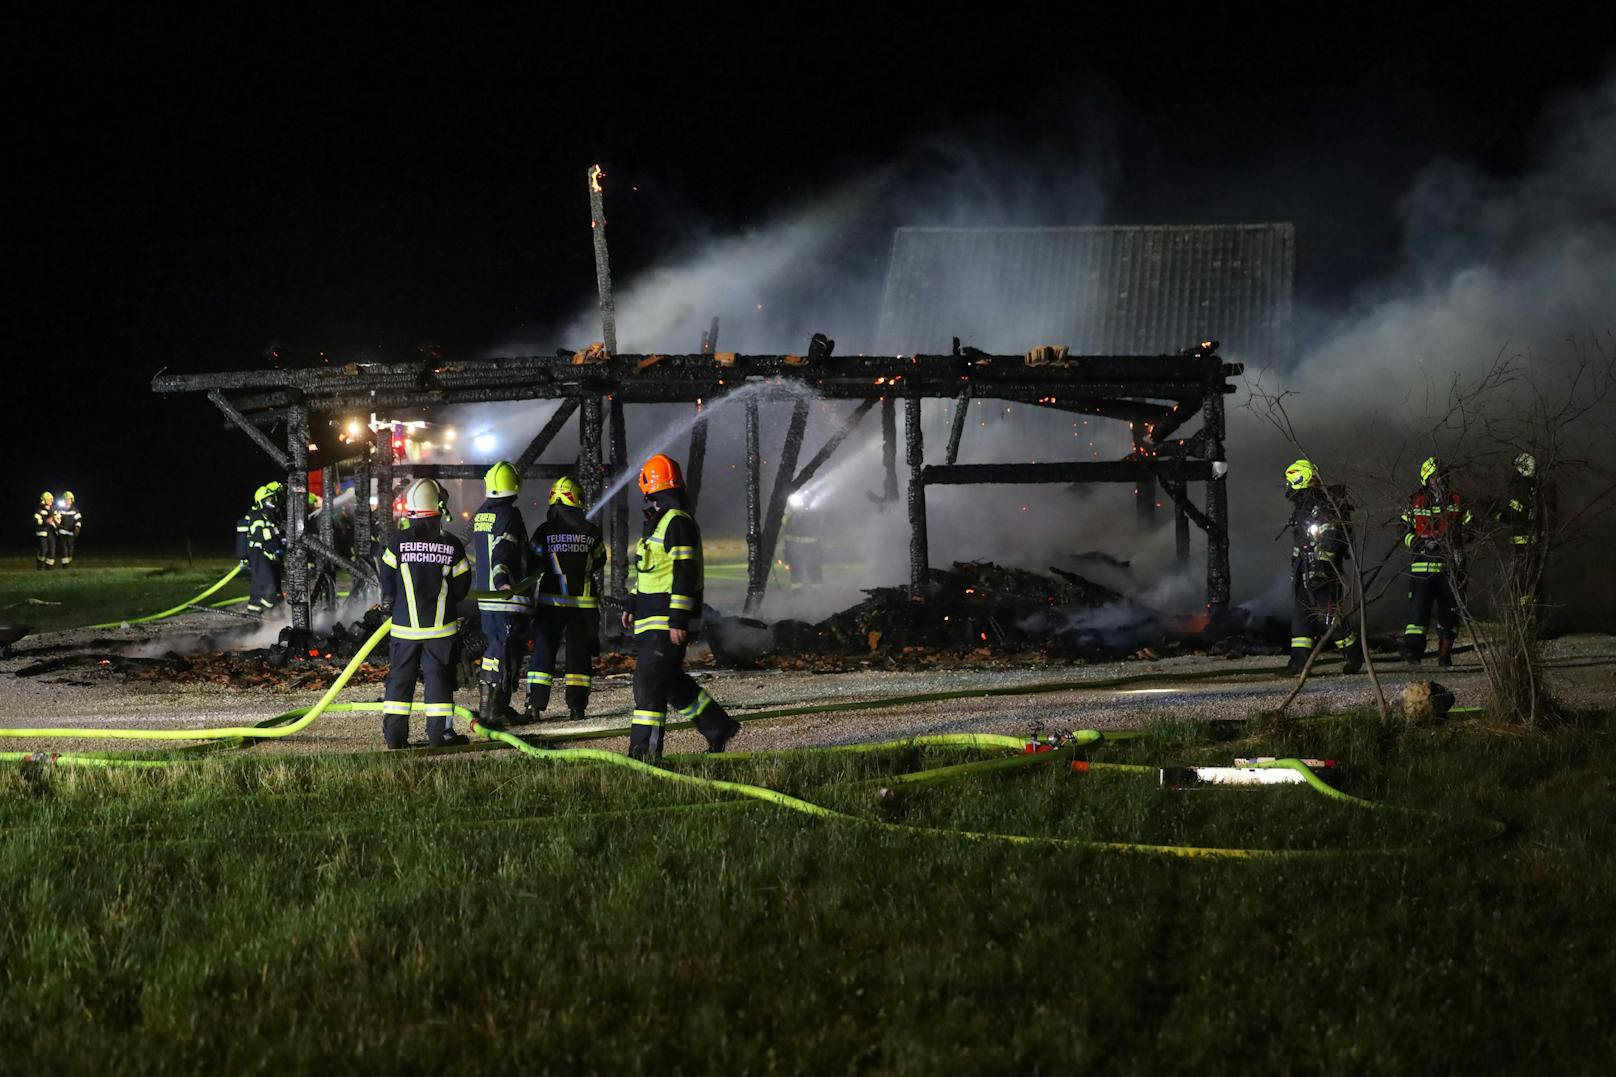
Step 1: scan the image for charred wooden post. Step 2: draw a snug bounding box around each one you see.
[208,389,290,468]
[352,449,373,600]
[317,464,338,612]
[1175,502,1191,564]
[749,398,811,614]
[587,165,617,356]
[945,386,971,466]
[376,422,397,535]
[687,318,717,511]
[1132,426,1157,528]
[744,396,764,602]
[579,393,604,510]
[905,393,929,598]
[881,397,898,503]
[608,394,630,601]
[1202,388,1231,614]
[792,399,877,490]
[285,402,312,632]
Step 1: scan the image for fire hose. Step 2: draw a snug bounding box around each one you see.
[88,563,247,629]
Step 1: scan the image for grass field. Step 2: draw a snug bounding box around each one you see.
[0,554,249,633]
[2,716,1613,1073]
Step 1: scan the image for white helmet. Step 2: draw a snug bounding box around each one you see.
[1515,452,1537,478]
[404,478,444,516]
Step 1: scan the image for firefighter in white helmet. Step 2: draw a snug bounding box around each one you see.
[378,478,472,748]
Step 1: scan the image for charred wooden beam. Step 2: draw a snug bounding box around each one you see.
[587,164,617,356]
[393,463,575,481]
[1157,477,1216,533]
[905,393,928,599]
[1132,427,1158,529]
[317,464,338,612]
[578,395,604,511]
[749,398,810,614]
[608,394,629,602]
[945,386,971,466]
[208,390,291,469]
[1175,502,1191,564]
[376,422,396,534]
[285,402,312,632]
[792,398,877,491]
[515,398,580,471]
[744,396,764,602]
[881,397,898,503]
[686,406,709,513]
[352,449,374,600]
[922,460,1216,485]
[1202,390,1231,614]
[304,534,377,585]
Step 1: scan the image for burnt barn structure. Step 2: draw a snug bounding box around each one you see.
[151,340,1243,634]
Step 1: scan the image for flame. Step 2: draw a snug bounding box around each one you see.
[588,164,604,193]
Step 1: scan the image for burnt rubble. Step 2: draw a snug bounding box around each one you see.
[703,561,1287,670]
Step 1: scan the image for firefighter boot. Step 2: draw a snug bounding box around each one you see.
[477,682,503,728]
[1437,637,1454,668]
[694,705,741,754]
[1341,643,1364,675]
[526,684,551,722]
[627,723,663,763]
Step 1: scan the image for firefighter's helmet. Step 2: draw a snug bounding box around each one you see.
[40,491,53,503]
[549,476,584,507]
[1420,456,1442,485]
[484,461,521,497]
[1515,452,1537,478]
[404,478,444,516]
[62,491,74,503]
[256,481,284,507]
[638,453,684,495]
[1283,459,1319,490]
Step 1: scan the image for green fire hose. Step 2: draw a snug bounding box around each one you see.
[88,563,246,629]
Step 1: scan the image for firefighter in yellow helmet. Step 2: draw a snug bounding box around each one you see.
[523,475,605,723]
[1400,456,1472,666]
[471,461,532,726]
[245,482,286,615]
[378,479,472,748]
[33,492,57,570]
[53,491,83,567]
[622,454,739,761]
[1282,460,1360,675]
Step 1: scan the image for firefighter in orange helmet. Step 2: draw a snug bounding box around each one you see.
[621,453,739,761]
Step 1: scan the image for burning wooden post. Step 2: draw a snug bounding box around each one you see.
[587,164,617,356]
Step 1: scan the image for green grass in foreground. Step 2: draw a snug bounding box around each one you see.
[0,555,249,632]
[1,715,1614,1073]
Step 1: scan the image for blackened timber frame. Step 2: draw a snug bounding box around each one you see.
[155,345,1241,621]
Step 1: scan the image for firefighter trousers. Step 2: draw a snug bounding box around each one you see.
[629,630,737,760]
[526,607,598,715]
[1403,569,1458,657]
[35,530,55,568]
[246,552,282,613]
[1289,581,1358,669]
[55,533,76,566]
[382,635,459,748]
[478,610,531,694]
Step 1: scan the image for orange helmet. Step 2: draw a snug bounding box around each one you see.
[638,453,684,495]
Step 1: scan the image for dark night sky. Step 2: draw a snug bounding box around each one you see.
[6,12,1611,549]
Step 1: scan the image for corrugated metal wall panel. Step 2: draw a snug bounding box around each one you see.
[875,224,1294,366]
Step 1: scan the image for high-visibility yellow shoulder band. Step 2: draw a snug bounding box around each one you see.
[452,559,470,576]
[382,548,399,567]
[391,624,458,640]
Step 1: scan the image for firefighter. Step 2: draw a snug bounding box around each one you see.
[525,475,605,723]
[622,454,740,762]
[245,482,286,615]
[1400,455,1472,666]
[379,478,472,749]
[472,461,532,726]
[1282,460,1361,675]
[1500,452,1557,618]
[33,492,56,570]
[53,492,83,567]
[781,492,825,593]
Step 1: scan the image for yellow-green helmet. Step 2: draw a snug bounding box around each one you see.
[1283,459,1318,490]
[1420,456,1441,485]
[40,491,54,503]
[485,460,521,497]
[255,481,284,506]
[548,475,584,507]
[62,491,74,502]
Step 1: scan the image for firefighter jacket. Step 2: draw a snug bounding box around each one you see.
[380,518,471,640]
[235,513,251,562]
[55,506,82,536]
[531,503,605,610]
[1402,485,1472,572]
[33,505,56,537]
[1287,490,1350,589]
[247,505,284,562]
[1501,474,1556,546]
[631,499,701,634]
[472,495,531,613]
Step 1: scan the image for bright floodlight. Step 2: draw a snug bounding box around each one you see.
[474,433,497,455]
[788,491,806,509]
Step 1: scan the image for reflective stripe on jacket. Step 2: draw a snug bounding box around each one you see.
[632,507,701,633]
